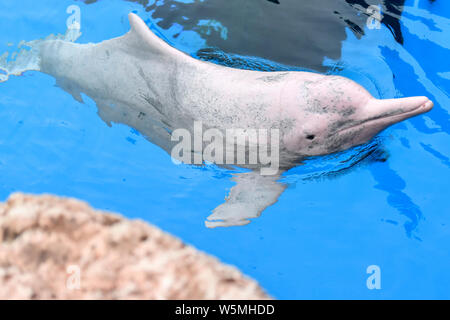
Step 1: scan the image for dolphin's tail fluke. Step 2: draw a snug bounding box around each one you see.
[0,41,41,83]
[0,25,81,83]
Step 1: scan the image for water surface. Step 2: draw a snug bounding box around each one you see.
[0,0,449,299]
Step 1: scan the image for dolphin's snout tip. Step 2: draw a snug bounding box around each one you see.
[404,96,434,116]
[422,99,434,112]
[408,97,433,119]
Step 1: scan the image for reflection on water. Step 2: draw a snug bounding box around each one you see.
[84,0,406,71]
[421,143,450,168]
[284,138,388,183]
[370,161,423,239]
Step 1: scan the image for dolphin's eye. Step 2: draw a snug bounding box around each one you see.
[306,135,315,140]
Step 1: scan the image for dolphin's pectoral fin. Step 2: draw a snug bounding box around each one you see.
[205,171,286,228]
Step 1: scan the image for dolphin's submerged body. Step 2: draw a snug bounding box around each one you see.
[4,13,433,227]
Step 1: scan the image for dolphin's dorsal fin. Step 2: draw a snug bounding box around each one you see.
[127,13,188,60]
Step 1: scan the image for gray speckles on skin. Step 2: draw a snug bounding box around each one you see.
[161,118,172,129]
[330,109,404,134]
[326,79,350,107]
[257,72,289,83]
[136,64,171,117]
[300,79,353,116]
[305,98,330,114]
[339,106,356,117]
[138,111,146,120]
[328,119,353,135]
[168,61,183,111]
[277,118,295,131]
[325,126,365,154]
[140,92,165,115]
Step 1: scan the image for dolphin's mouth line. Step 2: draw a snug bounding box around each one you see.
[336,100,433,135]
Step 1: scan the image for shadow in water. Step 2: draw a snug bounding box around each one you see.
[283,138,424,238]
[84,0,406,72]
[370,162,423,239]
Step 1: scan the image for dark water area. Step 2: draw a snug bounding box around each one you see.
[83,0,406,71]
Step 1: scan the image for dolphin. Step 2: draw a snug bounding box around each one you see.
[2,13,433,227]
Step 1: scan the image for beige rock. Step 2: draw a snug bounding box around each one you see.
[0,193,270,300]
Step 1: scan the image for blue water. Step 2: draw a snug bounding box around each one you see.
[0,0,449,299]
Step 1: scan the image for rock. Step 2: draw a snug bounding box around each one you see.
[0,193,270,300]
